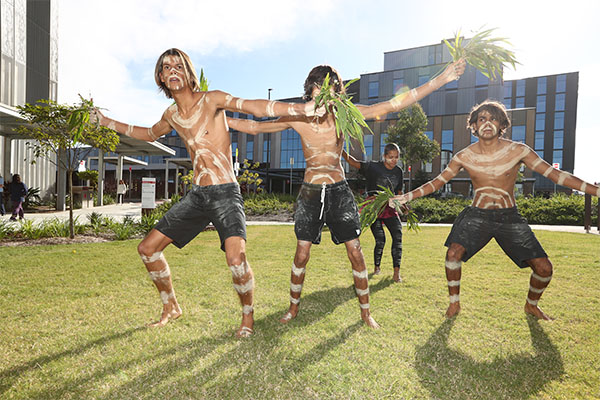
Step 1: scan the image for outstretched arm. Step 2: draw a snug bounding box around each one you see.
[389,158,462,206]
[522,147,600,197]
[341,150,362,170]
[227,117,293,135]
[212,91,321,119]
[93,109,172,142]
[357,60,465,120]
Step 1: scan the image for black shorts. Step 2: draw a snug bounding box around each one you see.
[155,182,246,251]
[295,180,361,245]
[444,206,547,268]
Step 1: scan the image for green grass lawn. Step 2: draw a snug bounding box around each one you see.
[1,226,599,399]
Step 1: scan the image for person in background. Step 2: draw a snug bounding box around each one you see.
[0,173,5,216]
[9,174,27,221]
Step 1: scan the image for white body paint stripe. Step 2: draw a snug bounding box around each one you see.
[542,166,553,177]
[359,303,370,309]
[229,262,249,278]
[445,260,462,270]
[355,287,369,296]
[235,98,245,110]
[526,297,538,306]
[242,305,254,314]
[290,296,300,304]
[141,251,163,263]
[557,172,568,186]
[290,283,303,292]
[266,101,276,117]
[531,272,552,283]
[581,182,587,193]
[292,264,305,277]
[353,269,368,279]
[529,286,546,294]
[447,280,460,287]
[531,158,543,169]
[149,266,171,280]
[160,290,175,305]
[233,279,254,294]
[449,294,460,303]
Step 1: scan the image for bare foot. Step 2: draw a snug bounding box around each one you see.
[236,312,254,338]
[279,304,299,324]
[373,266,381,275]
[393,268,402,283]
[147,303,182,327]
[524,303,554,321]
[361,310,380,329]
[445,302,460,318]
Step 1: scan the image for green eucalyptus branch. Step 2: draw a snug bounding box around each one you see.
[358,185,420,232]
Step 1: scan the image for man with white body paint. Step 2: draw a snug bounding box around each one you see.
[390,100,600,321]
[93,48,321,337]
[228,60,465,328]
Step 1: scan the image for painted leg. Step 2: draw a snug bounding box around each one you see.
[345,238,380,328]
[370,220,385,275]
[525,257,554,321]
[225,237,255,337]
[138,230,181,327]
[445,243,465,318]
[280,240,311,323]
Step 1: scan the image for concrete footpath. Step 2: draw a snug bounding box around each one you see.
[4,202,599,235]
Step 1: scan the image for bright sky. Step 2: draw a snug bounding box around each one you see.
[58,0,600,183]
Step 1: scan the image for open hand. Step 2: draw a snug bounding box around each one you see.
[443,58,466,82]
[389,194,409,209]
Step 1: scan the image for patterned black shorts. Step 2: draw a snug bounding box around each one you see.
[155,182,246,251]
[295,180,361,245]
[444,206,547,268]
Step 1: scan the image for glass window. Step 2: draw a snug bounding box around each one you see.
[516,80,526,97]
[445,78,458,90]
[554,112,564,130]
[555,93,565,111]
[231,132,238,159]
[552,150,563,166]
[280,129,306,168]
[553,130,564,149]
[535,131,544,151]
[515,97,525,108]
[471,134,478,144]
[512,125,526,143]
[380,133,388,155]
[503,83,512,98]
[556,74,566,93]
[441,129,453,151]
[418,73,429,86]
[475,70,488,86]
[392,78,404,95]
[364,134,373,160]
[424,130,433,141]
[503,98,512,109]
[368,81,379,98]
[537,77,547,94]
[536,113,545,131]
[441,151,452,170]
[263,135,270,162]
[246,136,254,161]
[423,131,433,173]
[536,95,546,113]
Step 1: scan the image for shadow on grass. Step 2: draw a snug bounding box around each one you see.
[96,278,394,399]
[0,327,145,396]
[415,316,564,399]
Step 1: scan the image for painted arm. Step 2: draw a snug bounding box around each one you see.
[93,109,172,142]
[388,158,462,207]
[227,117,293,135]
[341,150,362,169]
[357,60,465,120]
[522,147,600,197]
[212,90,321,118]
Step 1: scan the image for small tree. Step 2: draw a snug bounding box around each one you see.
[385,103,440,191]
[16,98,119,238]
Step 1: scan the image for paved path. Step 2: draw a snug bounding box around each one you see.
[5,202,599,235]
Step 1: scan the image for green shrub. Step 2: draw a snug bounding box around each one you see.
[109,217,138,240]
[0,220,15,239]
[410,197,471,223]
[243,193,295,215]
[138,211,161,235]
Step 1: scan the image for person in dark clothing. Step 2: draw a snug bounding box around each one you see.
[343,143,405,282]
[9,174,27,221]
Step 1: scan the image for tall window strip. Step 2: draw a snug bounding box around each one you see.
[556,75,566,93]
[280,129,306,168]
[364,134,373,160]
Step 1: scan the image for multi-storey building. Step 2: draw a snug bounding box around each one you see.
[0,0,58,199]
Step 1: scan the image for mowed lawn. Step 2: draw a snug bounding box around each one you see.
[1,225,599,399]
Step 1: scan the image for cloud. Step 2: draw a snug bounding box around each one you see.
[58,0,340,124]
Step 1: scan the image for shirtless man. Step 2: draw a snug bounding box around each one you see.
[228,60,465,328]
[390,100,600,321]
[93,48,320,337]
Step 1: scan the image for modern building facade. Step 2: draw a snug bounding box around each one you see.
[0,0,58,199]
[226,40,578,196]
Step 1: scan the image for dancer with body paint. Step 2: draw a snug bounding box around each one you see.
[228,60,465,328]
[342,143,405,282]
[92,48,321,337]
[389,100,600,321]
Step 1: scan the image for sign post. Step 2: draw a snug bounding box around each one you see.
[141,177,156,216]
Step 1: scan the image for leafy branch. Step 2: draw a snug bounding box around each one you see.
[443,27,519,80]
[313,74,372,153]
[359,185,420,232]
